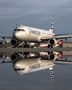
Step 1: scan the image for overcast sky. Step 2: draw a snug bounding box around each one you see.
[0,0,72,36]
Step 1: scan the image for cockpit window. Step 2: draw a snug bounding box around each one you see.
[14,68,25,71]
[14,29,16,31]
[14,29,25,31]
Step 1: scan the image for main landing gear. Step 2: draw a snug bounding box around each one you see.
[23,42,29,48]
[48,44,53,54]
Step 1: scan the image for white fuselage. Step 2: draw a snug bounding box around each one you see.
[13,58,55,75]
[12,26,54,42]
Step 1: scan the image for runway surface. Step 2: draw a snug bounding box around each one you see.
[0,47,72,52]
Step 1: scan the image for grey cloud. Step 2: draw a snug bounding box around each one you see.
[0,0,72,18]
[0,0,72,35]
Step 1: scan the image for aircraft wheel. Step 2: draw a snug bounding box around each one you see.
[48,44,53,54]
[48,44,53,48]
[48,51,53,54]
[25,55,27,58]
[23,44,27,48]
[27,45,29,48]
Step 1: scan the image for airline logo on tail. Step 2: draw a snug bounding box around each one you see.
[49,16,54,32]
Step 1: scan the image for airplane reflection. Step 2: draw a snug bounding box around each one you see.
[0,51,72,83]
[13,58,55,83]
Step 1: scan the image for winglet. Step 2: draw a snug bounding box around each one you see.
[49,67,54,83]
[49,16,54,32]
[57,40,62,46]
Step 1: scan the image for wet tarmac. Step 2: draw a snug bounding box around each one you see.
[0,47,72,52]
[0,56,72,90]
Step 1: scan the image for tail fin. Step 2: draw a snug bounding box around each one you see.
[49,16,54,32]
[49,67,54,83]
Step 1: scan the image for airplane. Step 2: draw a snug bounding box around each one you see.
[13,58,55,83]
[0,16,72,48]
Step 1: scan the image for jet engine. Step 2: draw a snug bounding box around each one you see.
[11,39,19,46]
[11,53,19,61]
[49,54,57,60]
[49,39,58,45]
[37,37,42,42]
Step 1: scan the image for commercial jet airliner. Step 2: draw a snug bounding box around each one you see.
[13,58,55,83]
[0,16,72,48]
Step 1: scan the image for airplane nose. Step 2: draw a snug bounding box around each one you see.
[13,32,20,39]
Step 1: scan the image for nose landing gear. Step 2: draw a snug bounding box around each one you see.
[23,42,29,48]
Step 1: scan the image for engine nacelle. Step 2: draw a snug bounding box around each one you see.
[49,54,57,60]
[11,39,19,46]
[37,37,42,42]
[49,39,58,45]
[11,53,19,61]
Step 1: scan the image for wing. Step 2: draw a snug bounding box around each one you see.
[41,36,53,40]
[55,33,69,36]
[55,59,72,64]
[0,36,13,39]
[55,35,72,39]
[0,60,12,64]
[41,35,72,41]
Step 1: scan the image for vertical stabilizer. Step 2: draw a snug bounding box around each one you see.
[49,67,54,83]
[49,16,54,32]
